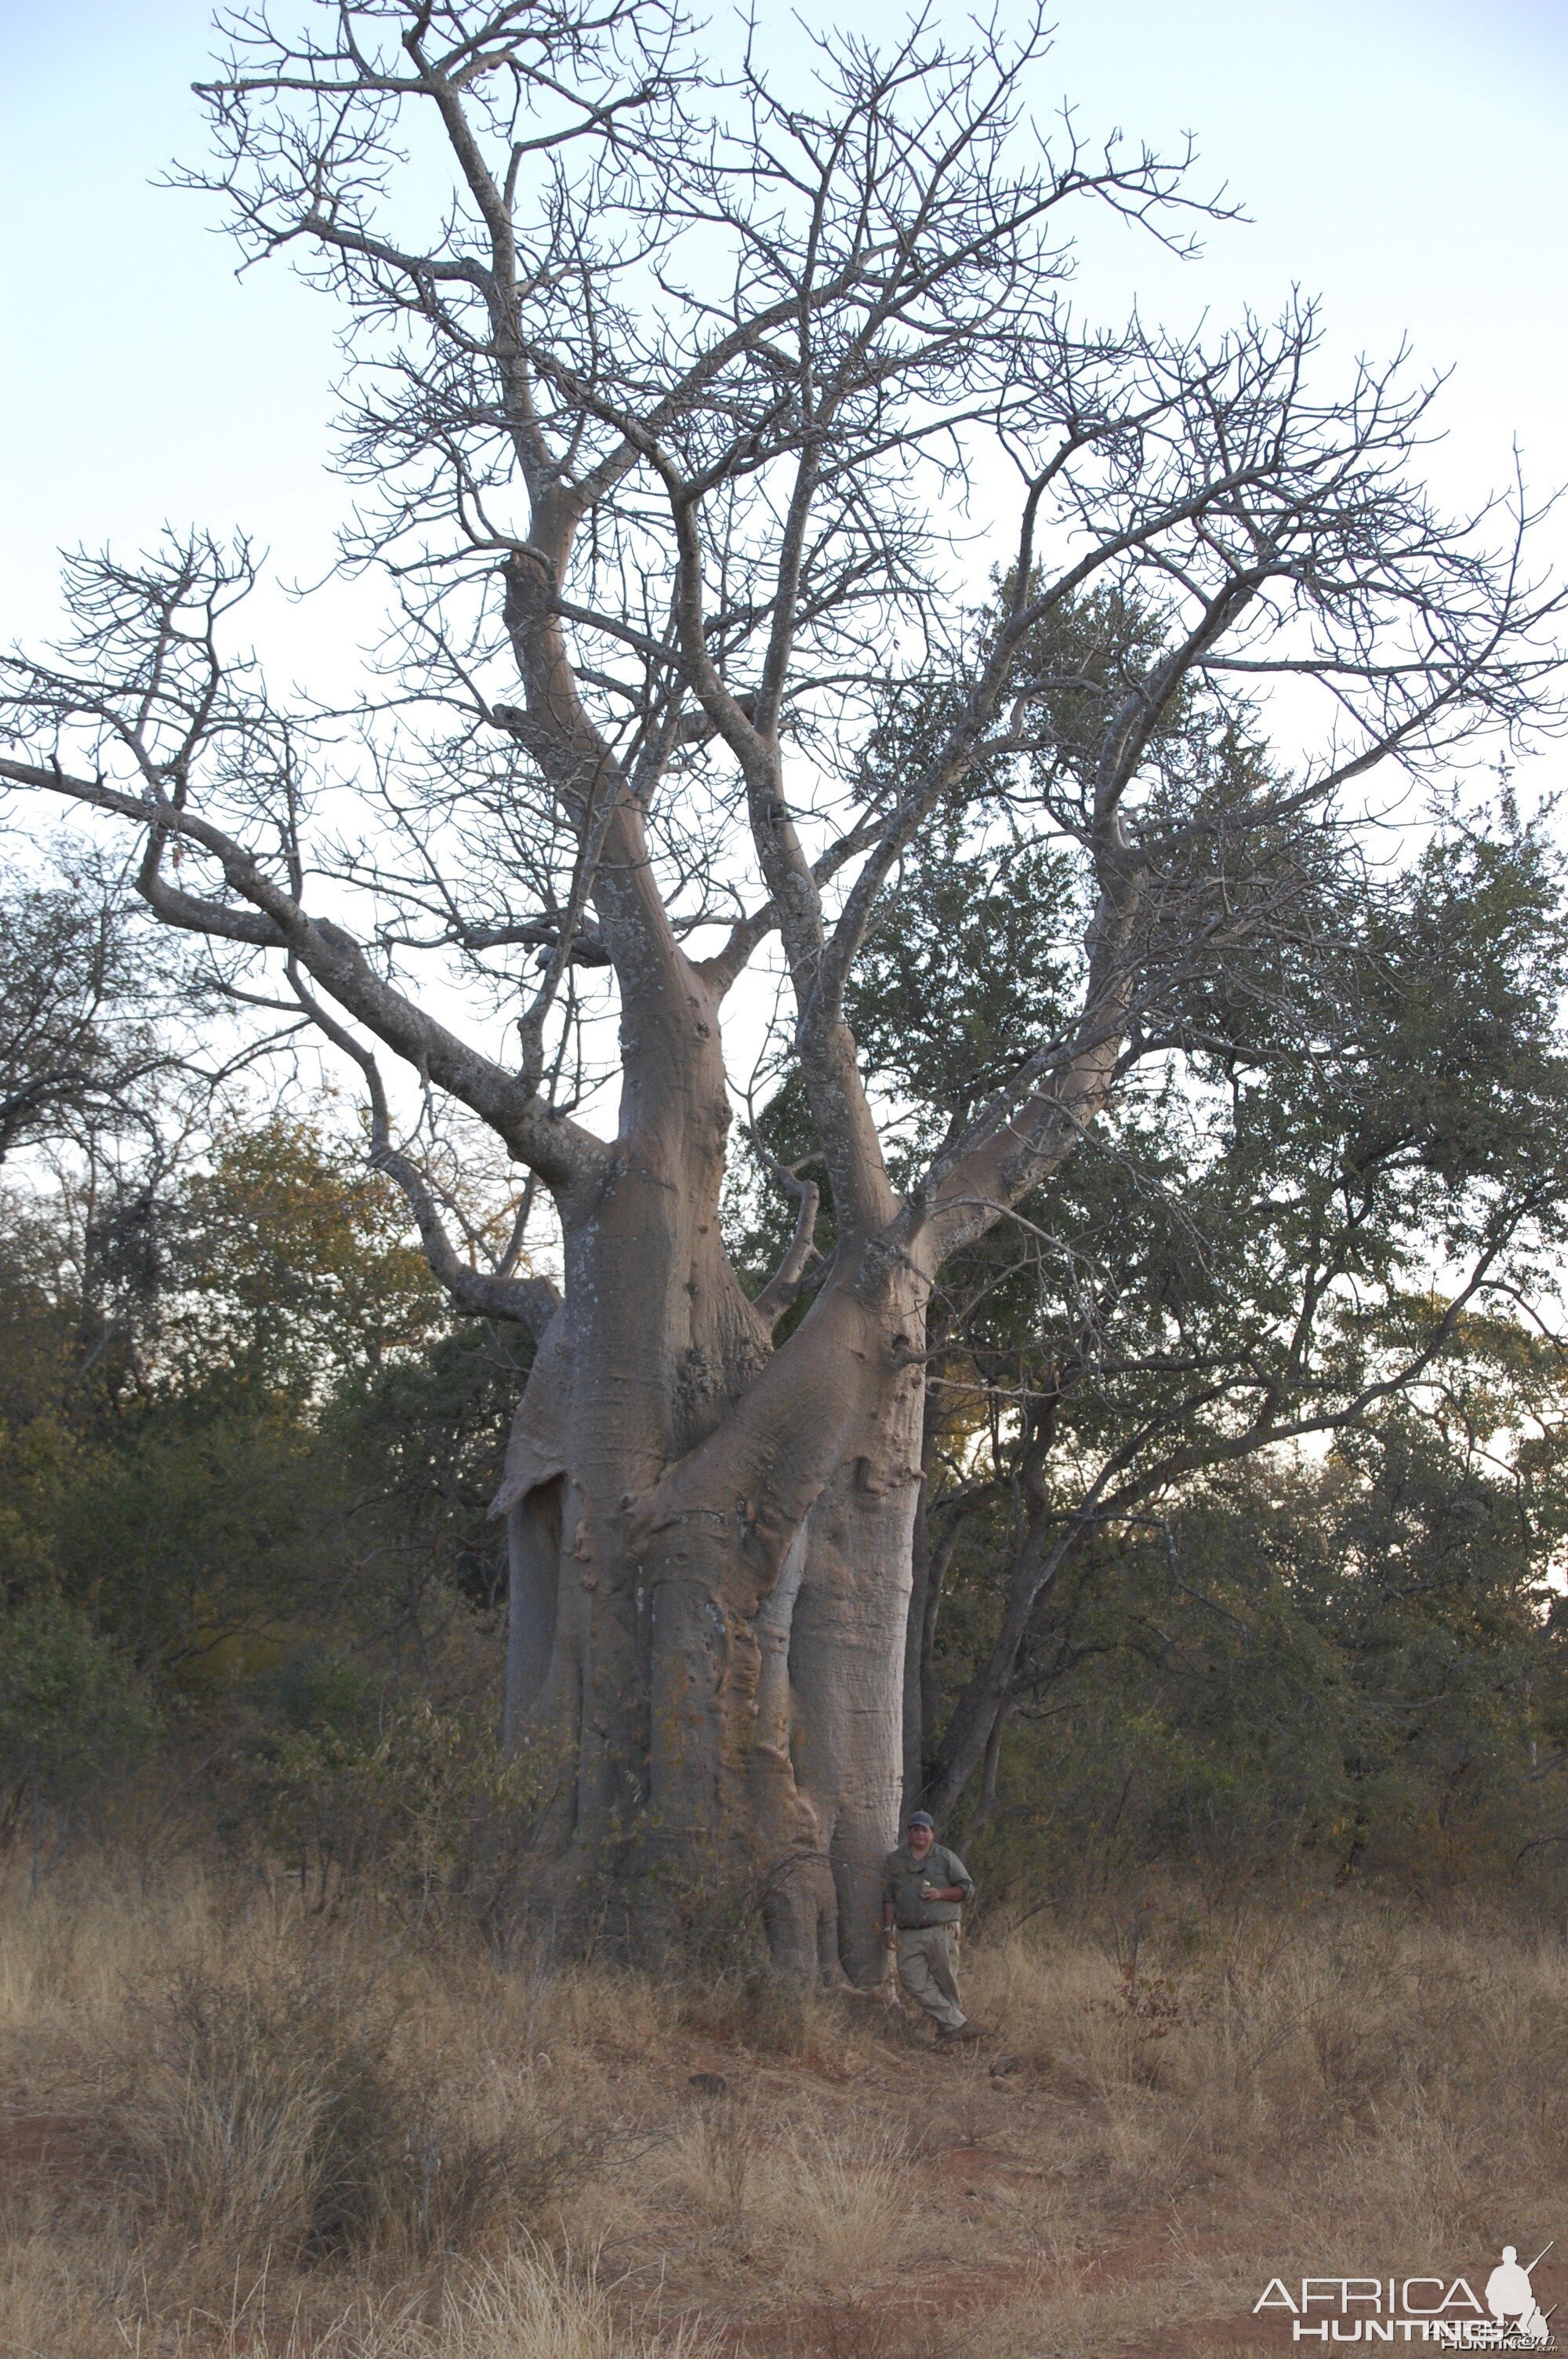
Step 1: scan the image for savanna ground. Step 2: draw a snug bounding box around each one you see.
[1,1860,1563,2359]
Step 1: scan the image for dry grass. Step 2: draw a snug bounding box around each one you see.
[662,2094,913,2284]
[109,1954,588,2278]
[962,1910,1568,2246]
[0,2239,722,2359]
[0,1861,1564,2356]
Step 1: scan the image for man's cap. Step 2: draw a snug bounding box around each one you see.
[907,1811,935,1830]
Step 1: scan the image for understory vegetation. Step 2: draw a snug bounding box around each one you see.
[5,1085,1568,1923]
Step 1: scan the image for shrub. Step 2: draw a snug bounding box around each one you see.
[0,1594,158,1881]
[252,1695,554,1932]
[116,1957,589,2266]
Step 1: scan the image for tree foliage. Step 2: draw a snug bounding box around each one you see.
[0,1114,526,1681]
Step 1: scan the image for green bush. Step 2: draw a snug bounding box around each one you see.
[0,1593,159,1879]
[254,1693,554,1932]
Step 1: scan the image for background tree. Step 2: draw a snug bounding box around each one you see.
[953,1387,1568,1906]
[0,861,188,1169]
[0,1592,158,1888]
[822,798,1568,1820]
[1,1,1562,1977]
[0,1113,523,1684]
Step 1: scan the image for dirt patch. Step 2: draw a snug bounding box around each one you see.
[924,2139,1038,2184]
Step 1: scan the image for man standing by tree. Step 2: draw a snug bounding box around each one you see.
[882,1811,985,2041]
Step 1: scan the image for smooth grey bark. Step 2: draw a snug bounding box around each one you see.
[780,1310,926,1984]
[503,1478,563,1743]
[902,1474,937,1818]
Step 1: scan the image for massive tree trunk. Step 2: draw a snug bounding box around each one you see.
[497,1279,929,1983]
[484,876,1120,1978]
[488,929,930,1982]
[487,532,1137,1976]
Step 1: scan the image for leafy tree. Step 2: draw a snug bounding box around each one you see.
[164,1118,450,1398]
[855,802,1568,1826]
[960,1386,1568,1903]
[0,1116,521,1686]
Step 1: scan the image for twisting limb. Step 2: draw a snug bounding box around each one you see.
[751,1162,822,1329]
[285,959,561,1339]
[0,753,606,1199]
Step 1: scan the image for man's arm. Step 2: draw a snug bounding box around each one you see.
[926,1848,975,1905]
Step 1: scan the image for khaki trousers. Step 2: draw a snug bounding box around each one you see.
[896,1923,965,2031]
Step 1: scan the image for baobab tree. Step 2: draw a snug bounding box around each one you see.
[1,0,1561,1979]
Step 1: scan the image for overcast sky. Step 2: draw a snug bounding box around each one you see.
[2,0,1566,744]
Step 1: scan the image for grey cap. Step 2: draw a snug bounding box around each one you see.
[907,1810,935,1830]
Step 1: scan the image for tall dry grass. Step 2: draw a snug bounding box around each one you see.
[962,1908,1568,2249]
[0,1858,1564,2357]
[0,2239,721,2359]
[112,1956,586,2275]
[662,2091,914,2283]
[0,1866,648,2354]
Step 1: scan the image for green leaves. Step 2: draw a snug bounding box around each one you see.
[254,1694,555,1925]
[961,1386,1568,1896]
[0,1594,158,1812]
[851,831,1080,1147]
[910,790,1568,1839]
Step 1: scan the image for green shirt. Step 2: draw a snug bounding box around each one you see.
[883,1841,975,1929]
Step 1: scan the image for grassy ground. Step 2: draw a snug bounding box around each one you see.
[0,1863,1563,2357]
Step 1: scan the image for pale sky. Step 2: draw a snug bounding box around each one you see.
[2,0,1565,729]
